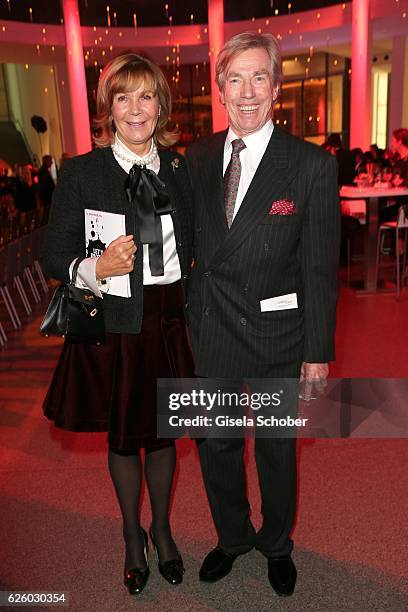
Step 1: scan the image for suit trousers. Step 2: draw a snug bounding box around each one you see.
[198,436,296,558]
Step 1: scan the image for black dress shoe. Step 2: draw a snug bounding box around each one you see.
[123,528,150,595]
[199,547,239,582]
[149,527,185,585]
[267,555,297,596]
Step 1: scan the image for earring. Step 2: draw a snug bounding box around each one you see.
[158,107,161,117]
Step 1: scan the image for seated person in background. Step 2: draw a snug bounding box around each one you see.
[354,150,373,179]
[351,148,364,176]
[369,143,381,162]
[383,147,395,167]
[327,133,356,186]
[371,146,390,171]
[379,150,393,173]
[391,128,408,187]
[380,129,408,228]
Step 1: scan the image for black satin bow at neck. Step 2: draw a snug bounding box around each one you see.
[125,164,175,276]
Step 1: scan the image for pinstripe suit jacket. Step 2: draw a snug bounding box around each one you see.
[185,126,340,378]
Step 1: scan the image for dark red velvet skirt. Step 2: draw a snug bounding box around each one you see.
[43,281,194,451]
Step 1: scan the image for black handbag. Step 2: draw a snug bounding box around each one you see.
[40,257,106,344]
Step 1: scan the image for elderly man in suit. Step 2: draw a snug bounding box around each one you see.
[185,32,340,596]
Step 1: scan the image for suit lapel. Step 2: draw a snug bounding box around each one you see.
[199,131,229,240]
[208,126,298,269]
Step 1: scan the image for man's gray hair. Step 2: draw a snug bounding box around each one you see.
[215,32,282,92]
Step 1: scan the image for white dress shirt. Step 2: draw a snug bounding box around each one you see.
[223,119,274,222]
[71,133,181,296]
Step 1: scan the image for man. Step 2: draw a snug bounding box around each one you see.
[380,128,408,224]
[185,32,340,596]
[391,128,408,186]
[326,132,355,186]
[38,154,55,207]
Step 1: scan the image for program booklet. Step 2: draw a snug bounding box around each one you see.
[84,209,131,298]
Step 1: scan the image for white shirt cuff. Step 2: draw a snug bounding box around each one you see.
[69,258,108,298]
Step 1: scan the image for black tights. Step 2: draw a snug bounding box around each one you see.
[108,444,178,570]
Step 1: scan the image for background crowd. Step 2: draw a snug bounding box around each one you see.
[322,128,408,189]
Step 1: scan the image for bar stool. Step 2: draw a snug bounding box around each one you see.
[375,205,408,297]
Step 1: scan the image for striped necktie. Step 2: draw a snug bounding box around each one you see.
[224,138,246,228]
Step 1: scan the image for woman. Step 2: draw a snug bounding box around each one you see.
[41,53,194,595]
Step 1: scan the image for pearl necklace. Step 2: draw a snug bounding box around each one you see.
[111,142,158,167]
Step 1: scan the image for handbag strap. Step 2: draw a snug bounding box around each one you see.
[71,257,86,285]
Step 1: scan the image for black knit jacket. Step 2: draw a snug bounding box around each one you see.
[41,146,193,334]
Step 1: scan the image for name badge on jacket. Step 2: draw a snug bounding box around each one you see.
[260,293,298,312]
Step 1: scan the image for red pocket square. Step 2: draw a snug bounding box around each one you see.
[269,199,296,215]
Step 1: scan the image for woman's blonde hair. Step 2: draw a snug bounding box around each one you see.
[21,164,33,186]
[215,32,282,96]
[93,52,178,148]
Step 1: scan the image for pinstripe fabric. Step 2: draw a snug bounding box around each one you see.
[197,433,297,556]
[198,436,256,553]
[186,126,340,557]
[185,126,340,378]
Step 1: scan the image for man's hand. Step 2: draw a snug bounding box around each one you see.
[299,362,329,402]
[95,234,137,279]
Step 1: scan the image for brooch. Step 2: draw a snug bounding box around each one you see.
[171,158,180,173]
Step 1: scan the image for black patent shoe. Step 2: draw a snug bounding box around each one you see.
[199,547,239,582]
[123,528,149,595]
[149,527,185,585]
[267,555,297,597]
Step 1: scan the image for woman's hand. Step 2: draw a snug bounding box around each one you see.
[95,234,137,279]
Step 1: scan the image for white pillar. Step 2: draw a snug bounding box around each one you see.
[350,0,372,150]
[389,36,408,140]
[61,0,92,154]
[3,64,24,127]
[55,63,76,156]
[208,0,228,133]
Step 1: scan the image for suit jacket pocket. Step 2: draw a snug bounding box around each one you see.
[247,308,303,338]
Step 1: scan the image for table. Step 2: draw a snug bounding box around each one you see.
[339,186,408,292]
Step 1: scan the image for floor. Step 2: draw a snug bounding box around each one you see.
[1,279,407,611]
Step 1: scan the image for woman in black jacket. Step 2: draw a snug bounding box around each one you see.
[41,53,194,596]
